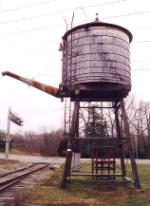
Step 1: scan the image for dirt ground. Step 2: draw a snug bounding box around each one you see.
[0,159,31,174]
[0,150,62,174]
[0,150,150,174]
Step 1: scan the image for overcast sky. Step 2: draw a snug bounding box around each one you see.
[0,0,150,134]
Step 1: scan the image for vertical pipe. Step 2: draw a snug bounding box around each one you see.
[60,95,79,188]
[64,98,67,134]
[61,39,64,86]
[114,102,126,178]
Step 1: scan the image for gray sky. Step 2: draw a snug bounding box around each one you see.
[0,0,150,134]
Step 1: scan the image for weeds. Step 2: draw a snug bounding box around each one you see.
[14,164,150,206]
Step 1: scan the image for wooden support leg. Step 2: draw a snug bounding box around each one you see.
[60,139,72,189]
[60,98,80,189]
[120,98,142,190]
[114,102,126,178]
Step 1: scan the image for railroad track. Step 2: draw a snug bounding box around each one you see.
[0,162,49,206]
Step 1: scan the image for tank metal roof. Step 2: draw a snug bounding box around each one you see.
[63,21,133,43]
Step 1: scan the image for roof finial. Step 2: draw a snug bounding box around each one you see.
[95,13,99,22]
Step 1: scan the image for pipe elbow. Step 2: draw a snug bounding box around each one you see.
[1,71,9,76]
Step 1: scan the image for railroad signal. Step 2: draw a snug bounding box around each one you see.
[5,107,23,160]
[9,111,24,126]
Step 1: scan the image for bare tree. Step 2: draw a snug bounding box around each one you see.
[124,94,150,158]
[13,128,64,156]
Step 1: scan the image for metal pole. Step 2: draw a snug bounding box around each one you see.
[5,107,11,160]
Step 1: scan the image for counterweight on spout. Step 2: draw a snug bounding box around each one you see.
[2,71,60,98]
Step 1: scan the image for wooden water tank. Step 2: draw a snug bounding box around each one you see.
[61,22,133,101]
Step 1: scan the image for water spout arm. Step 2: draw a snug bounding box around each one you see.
[2,71,60,98]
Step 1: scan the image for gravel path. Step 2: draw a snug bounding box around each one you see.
[0,152,65,164]
[0,152,150,166]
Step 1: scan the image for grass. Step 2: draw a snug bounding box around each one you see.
[15,164,150,206]
[0,148,40,156]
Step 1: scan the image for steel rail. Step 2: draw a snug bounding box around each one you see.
[0,163,49,192]
[0,162,38,178]
[0,178,20,192]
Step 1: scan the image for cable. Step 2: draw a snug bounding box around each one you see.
[100,10,150,21]
[28,87,63,110]
[0,49,59,58]
[132,68,150,71]
[0,39,59,50]
[1,39,150,64]
[1,37,150,50]
[132,60,150,64]
[33,58,59,77]
[0,39,150,68]
[0,23,65,37]
[101,11,150,19]
[132,40,150,44]
[130,25,150,31]
[0,0,128,25]
[32,74,61,78]
[0,0,58,13]
[1,17,150,38]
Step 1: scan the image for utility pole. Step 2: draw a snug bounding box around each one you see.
[5,107,24,160]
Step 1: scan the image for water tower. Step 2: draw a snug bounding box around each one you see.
[2,18,142,190]
[59,19,142,190]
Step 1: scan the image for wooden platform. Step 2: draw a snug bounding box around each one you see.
[69,173,134,184]
[70,173,122,177]
[95,179,134,184]
[91,160,116,164]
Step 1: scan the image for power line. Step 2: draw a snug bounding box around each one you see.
[2,48,150,65]
[0,38,59,49]
[100,10,150,20]
[0,24,64,37]
[1,16,150,38]
[33,57,60,76]
[1,20,150,38]
[1,35,150,51]
[0,0,129,25]
[84,0,128,9]
[1,38,150,60]
[1,36,150,50]
[132,68,150,71]
[32,74,61,78]
[0,0,128,13]
[0,49,59,58]
[130,26,150,31]
[132,60,150,64]
[0,0,58,13]
[28,87,63,110]
[132,40,150,44]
